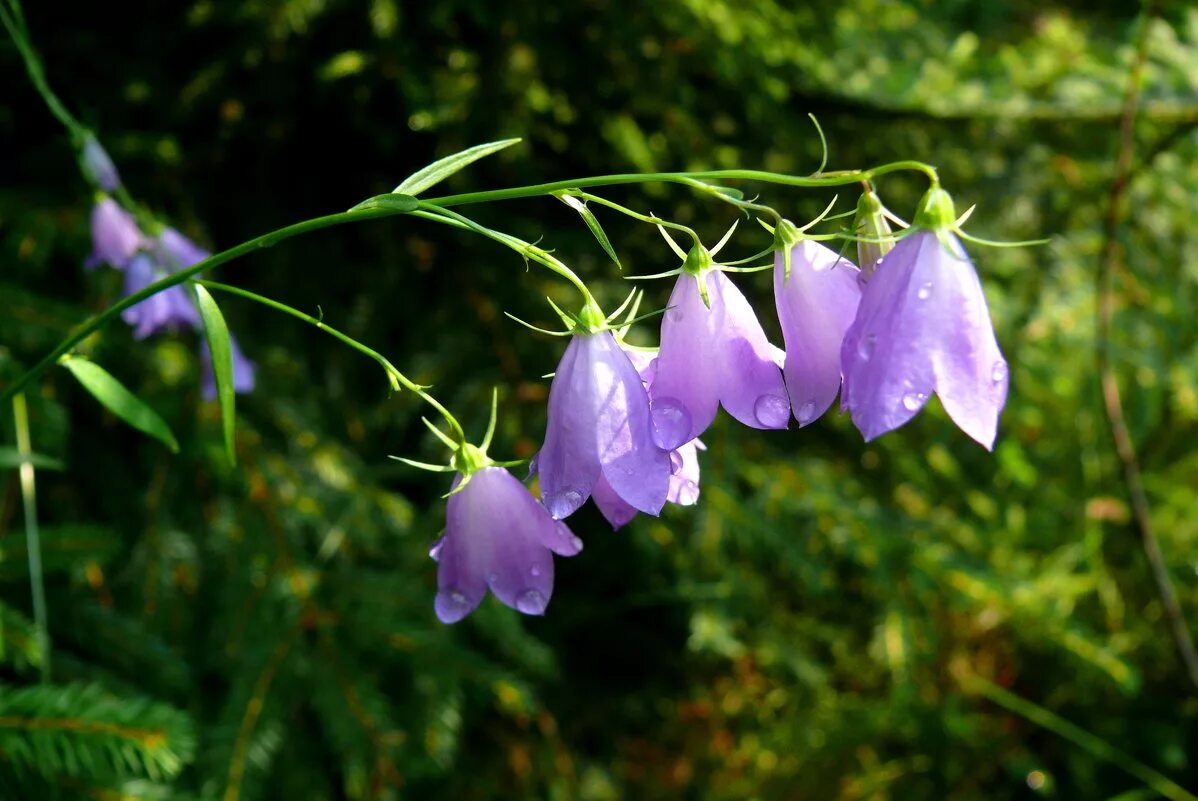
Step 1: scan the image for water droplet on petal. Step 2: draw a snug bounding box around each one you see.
[901,391,928,411]
[991,360,1008,384]
[545,488,585,519]
[487,572,498,584]
[796,400,817,424]
[569,535,584,552]
[449,591,468,606]
[916,282,932,300]
[428,537,445,561]
[754,394,789,428]
[515,589,547,615]
[650,397,691,450]
[529,565,542,577]
[858,334,876,362]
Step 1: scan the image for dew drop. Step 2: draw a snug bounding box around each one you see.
[901,391,927,411]
[650,397,691,450]
[858,334,876,362]
[529,565,542,577]
[546,488,585,518]
[991,360,1008,384]
[796,400,817,424]
[570,535,584,552]
[916,282,932,300]
[754,394,790,428]
[449,591,468,606]
[515,589,547,615]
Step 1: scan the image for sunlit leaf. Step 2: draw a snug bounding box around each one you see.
[60,358,178,453]
[394,138,521,195]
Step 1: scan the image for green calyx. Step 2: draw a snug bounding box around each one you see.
[575,298,607,333]
[913,185,956,230]
[451,442,489,476]
[681,242,715,277]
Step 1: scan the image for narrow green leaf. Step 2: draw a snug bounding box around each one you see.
[60,359,178,453]
[557,193,622,269]
[349,193,419,213]
[0,447,63,471]
[193,284,236,465]
[394,138,521,195]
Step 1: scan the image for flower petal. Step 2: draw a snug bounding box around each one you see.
[649,274,720,448]
[537,335,604,518]
[774,240,861,426]
[591,473,639,529]
[88,198,142,271]
[667,438,702,506]
[708,271,789,430]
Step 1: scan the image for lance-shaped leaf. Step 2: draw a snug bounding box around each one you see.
[556,192,622,269]
[60,358,179,453]
[193,284,236,465]
[394,138,521,195]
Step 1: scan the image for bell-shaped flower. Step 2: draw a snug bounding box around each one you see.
[119,253,202,339]
[649,259,789,450]
[85,197,142,271]
[81,136,121,192]
[158,227,211,269]
[840,188,1009,449]
[591,438,703,529]
[537,328,671,520]
[773,239,861,426]
[200,335,257,400]
[431,464,583,623]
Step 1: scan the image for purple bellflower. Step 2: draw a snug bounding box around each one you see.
[773,239,862,426]
[158,227,212,269]
[430,444,583,623]
[120,253,202,339]
[81,136,121,192]
[840,187,1009,449]
[86,197,143,270]
[648,251,789,450]
[537,317,672,520]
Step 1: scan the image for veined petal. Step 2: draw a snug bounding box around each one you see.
[708,271,789,430]
[774,240,861,426]
[649,274,720,448]
[537,335,605,518]
[922,233,1008,449]
[592,473,639,529]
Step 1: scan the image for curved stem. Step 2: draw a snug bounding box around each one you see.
[196,280,465,442]
[421,162,938,209]
[0,206,405,406]
[0,2,81,140]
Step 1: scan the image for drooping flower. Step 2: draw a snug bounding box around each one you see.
[840,188,1009,449]
[591,438,704,529]
[85,197,142,270]
[81,135,121,192]
[158,227,211,269]
[200,335,257,400]
[536,329,671,520]
[648,267,789,450]
[773,239,861,426]
[120,253,202,339]
[431,466,583,623]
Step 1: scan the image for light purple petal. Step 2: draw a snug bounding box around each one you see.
[707,271,789,430]
[667,438,703,506]
[87,198,142,271]
[591,473,638,529]
[158,228,212,270]
[841,230,1007,448]
[773,240,861,425]
[82,137,121,192]
[536,335,603,518]
[648,274,720,448]
[201,334,257,400]
[120,254,202,339]
[538,331,670,519]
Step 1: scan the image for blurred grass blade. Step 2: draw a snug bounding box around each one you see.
[194,284,236,465]
[394,138,521,195]
[961,672,1198,801]
[557,193,622,269]
[60,358,179,453]
[0,447,62,471]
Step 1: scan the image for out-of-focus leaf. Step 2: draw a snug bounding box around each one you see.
[60,358,178,453]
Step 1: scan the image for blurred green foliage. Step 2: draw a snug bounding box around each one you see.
[2,0,1198,799]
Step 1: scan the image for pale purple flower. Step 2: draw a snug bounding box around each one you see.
[648,270,789,450]
[200,335,257,400]
[430,466,583,623]
[85,198,142,270]
[81,136,121,192]
[120,253,201,339]
[840,229,1008,449]
[773,240,862,426]
[158,227,211,269]
[537,330,671,520]
[591,438,704,529]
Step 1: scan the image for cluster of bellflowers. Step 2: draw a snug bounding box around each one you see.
[80,135,256,397]
[420,182,1011,625]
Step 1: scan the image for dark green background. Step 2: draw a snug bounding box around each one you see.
[2,1,1197,798]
